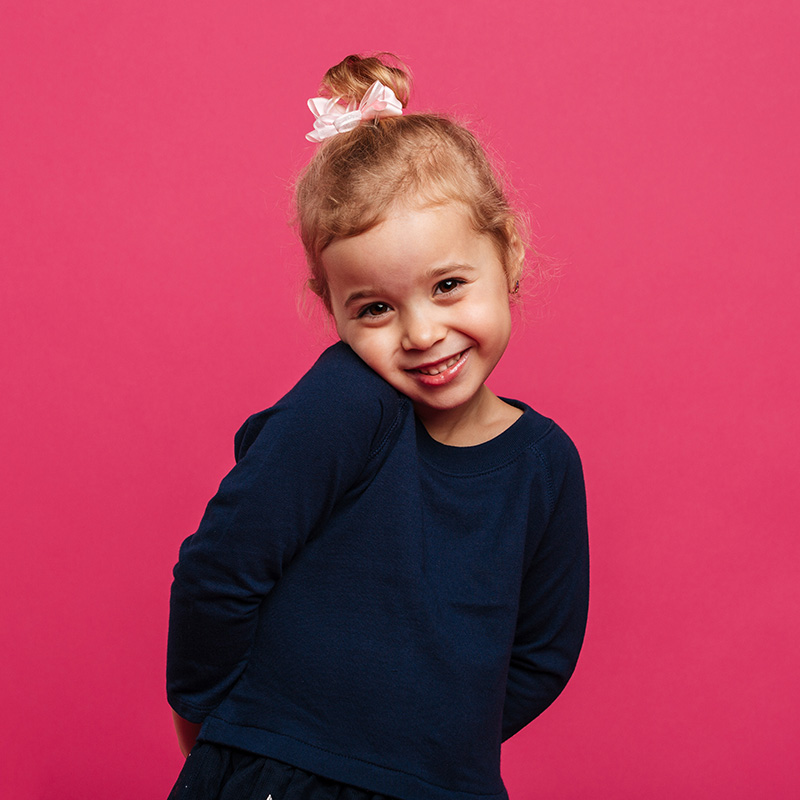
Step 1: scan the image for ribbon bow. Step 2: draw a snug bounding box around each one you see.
[305,80,403,142]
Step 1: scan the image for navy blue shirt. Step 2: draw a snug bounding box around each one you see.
[168,343,588,800]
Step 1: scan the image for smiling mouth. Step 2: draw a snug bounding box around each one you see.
[409,351,466,376]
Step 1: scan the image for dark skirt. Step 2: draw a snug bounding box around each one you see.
[168,742,399,800]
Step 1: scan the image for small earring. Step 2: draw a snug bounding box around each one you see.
[512,280,520,294]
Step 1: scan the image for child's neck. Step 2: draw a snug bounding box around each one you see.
[415,386,523,447]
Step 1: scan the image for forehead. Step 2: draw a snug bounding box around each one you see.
[322,203,490,283]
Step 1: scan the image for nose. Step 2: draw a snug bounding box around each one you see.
[400,307,447,351]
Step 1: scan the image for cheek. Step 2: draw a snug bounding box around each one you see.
[467,294,512,339]
[339,326,394,367]
[331,310,366,349]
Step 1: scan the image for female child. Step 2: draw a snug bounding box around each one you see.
[167,54,588,800]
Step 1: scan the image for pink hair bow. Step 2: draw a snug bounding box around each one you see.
[305,80,403,142]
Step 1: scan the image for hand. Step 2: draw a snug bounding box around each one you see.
[172,709,202,757]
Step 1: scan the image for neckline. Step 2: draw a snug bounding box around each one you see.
[414,399,538,475]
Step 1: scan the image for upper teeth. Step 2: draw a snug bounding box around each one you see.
[417,352,463,375]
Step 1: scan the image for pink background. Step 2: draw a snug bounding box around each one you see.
[2,1,798,797]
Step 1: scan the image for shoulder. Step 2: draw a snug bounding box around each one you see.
[507,403,585,506]
[293,341,400,407]
[235,342,409,461]
[502,402,582,465]
[527,409,581,466]
[511,407,588,571]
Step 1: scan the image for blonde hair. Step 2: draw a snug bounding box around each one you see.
[295,53,528,310]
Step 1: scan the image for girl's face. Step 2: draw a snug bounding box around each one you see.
[324,202,516,437]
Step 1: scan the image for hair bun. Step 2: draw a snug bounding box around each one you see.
[320,53,411,108]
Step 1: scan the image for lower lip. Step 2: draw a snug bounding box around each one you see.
[408,349,470,387]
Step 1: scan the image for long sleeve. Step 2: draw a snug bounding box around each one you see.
[167,344,405,723]
[501,430,589,740]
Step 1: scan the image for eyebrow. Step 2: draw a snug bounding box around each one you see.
[342,264,478,309]
[428,263,477,279]
[343,289,378,309]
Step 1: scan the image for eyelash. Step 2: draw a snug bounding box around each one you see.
[356,278,466,318]
[435,278,465,295]
[357,302,391,318]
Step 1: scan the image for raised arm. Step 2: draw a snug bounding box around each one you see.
[166,344,407,725]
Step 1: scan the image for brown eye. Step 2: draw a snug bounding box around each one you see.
[436,278,464,295]
[359,302,390,318]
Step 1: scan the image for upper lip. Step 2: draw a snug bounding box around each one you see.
[406,350,466,371]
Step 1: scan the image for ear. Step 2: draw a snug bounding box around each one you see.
[506,238,525,292]
[498,217,526,292]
